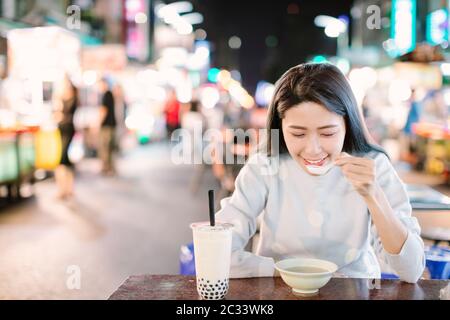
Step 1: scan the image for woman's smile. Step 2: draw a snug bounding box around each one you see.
[302,155,329,166]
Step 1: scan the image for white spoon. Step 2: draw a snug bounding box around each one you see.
[305,162,334,176]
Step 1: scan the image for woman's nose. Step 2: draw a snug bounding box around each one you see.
[305,136,322,154]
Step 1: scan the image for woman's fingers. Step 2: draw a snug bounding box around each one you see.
[334,154,374,171]
[340,163,374,175]
[343,171,373,183]
[335,156,372,167]
[336,153,377,197]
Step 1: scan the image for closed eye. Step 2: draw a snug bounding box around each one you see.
[291,133,336,138]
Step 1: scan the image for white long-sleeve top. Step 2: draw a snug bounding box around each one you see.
[215,151,426,283]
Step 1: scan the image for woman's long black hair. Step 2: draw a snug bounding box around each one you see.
[266,63,387,158]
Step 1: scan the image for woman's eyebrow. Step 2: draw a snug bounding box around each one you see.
[288,125,339,130]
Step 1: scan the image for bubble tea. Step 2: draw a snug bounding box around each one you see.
[190,222,233,300]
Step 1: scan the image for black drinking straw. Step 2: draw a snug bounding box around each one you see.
[208,190,215,226]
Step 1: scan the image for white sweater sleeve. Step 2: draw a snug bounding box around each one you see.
[215,154,275,278]
[370,152,426,283]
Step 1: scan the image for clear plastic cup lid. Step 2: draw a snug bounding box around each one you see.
[190,221,233,231]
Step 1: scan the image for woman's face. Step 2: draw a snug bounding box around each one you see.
[281,101,346,175]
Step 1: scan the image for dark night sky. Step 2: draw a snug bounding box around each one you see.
[178,0,354,93]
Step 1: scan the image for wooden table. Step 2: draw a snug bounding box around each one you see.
[109,275,449,300]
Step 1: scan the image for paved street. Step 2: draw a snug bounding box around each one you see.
[0,142,218,299]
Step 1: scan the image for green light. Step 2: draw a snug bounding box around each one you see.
[391,0,416,57]
[312,55,327,63]
[138,134,150,145]
[207,68,220,83]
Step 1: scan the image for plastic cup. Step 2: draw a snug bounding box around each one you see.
[190,222,233,300]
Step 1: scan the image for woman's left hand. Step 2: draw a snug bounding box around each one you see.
[334,152,377,199]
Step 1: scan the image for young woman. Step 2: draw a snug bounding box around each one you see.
[215,63,425,283]
[54,76,78,199]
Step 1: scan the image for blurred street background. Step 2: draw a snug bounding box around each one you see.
[1,0,450,299]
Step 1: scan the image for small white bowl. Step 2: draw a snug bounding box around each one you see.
[275,258,338,296]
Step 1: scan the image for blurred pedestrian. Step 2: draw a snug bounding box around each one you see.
[98,78,117,176]
[400,88,422,164]
[182,100,208,194]
[112,83,127,154]
[181,100,205,132]
[53,76,78,199]
[164,88,181,140]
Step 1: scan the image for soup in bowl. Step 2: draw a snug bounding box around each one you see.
[275,258,338,296]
